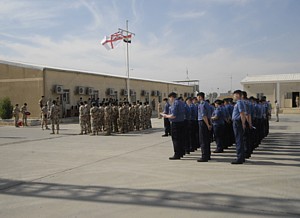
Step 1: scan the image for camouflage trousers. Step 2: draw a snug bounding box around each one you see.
[118,118,125,133]
[128,118,134,131]
[14,115,19,127]
[87,115,91,133]
[79,116,87,133]
[139,117,145,130]
[99,118,104,132]
[112,118,118,133]
[51,117,59,133]
[105,118,112,135]
[91,118,98,134]
[135,118,140,131]
[22,114,28,126]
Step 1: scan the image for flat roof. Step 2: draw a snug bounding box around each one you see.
[241,73,300,84]
[0,59,192,87]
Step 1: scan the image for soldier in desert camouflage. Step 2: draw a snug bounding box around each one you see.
[49,100,60,134]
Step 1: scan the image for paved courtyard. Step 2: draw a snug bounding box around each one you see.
[0,115,299,218]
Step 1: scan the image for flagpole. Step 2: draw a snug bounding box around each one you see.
[126,20,131,103]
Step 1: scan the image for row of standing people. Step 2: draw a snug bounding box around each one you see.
[79,101,153,136]
[162,90,271,164]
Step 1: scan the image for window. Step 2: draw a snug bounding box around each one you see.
[63,89,70,104]
[284,92,292,99]
[257,93,264,100]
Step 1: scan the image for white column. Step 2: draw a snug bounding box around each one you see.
[276,82,280,107]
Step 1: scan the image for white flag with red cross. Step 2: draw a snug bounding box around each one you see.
[101,30,133,50]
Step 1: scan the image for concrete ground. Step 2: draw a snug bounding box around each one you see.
[0,115,299,218]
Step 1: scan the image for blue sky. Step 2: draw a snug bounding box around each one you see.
[1,0,300,93]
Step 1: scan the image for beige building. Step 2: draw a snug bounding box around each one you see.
[241,74,300,112]
[0,60,195,118]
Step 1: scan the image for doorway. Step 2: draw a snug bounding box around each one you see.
[292,92,299,108]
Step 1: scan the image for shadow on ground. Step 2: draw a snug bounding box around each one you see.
[0,178,299,217]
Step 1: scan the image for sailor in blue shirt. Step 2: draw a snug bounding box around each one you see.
[261,96,270,137]
[224,98,234,148]
[162,98,171,137]
[242,91,253,159]
[249,97,257,146]
[212,100,225,153]
[196,92,212,162]
[231,90,246,164]
[184,97,193,154]
[258,99,266,142]
[192,97,200,150]
[162,92,185,160]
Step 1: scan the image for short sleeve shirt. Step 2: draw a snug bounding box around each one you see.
[232,100,245,121]
[169,100,185,123]
[198,101,211,121]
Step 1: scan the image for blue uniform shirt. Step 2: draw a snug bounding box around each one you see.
[193,103,198,120]
[221,105,229,122]
[243,99,251,116]
[256,104,263,119]
[190,104,197,121]
[209,104,214,117]
[169,99,185,123]
[163,102,170,114]
[212,107,225,126]
[225,104,234,119]
[232,100,245,121]
[184,103,192,120]
[198,101,211,121]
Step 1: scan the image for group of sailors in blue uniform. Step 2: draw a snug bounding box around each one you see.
[161,90,271,164]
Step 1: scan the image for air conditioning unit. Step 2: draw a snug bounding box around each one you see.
[106,88,115,96]
[77,86,85,95]
[86,87,94,95]
[54,85,64,94]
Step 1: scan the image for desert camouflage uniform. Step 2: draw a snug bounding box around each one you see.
[41,105,49,130]
[12,105,20,127]
[85,103,92,133]
[118,105,126,133]
[79,105,87,134]
[139,104,145,130]
[98,105,105,132]
[90,105,99,135]
[128,106,135,131]
[112,105,119,133]
[124,104,129,133]
[104,104,112,135]
[145,104,152,129]
[134,104,140,131]
[49,103,60,134]
[20,104,28,126]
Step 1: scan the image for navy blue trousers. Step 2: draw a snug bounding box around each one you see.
[198,120,211,160]
[164,118,171,135]
[233,119,245,162]
[213,124,224,152]
[171,121,185,157]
